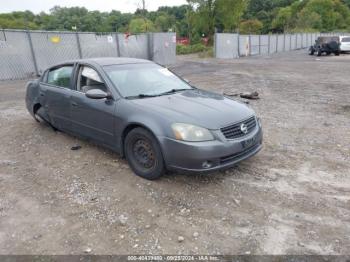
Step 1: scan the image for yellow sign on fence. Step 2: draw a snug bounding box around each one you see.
[50,36,61,44]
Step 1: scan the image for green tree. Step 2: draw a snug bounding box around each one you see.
[129,18,155,33]
[187,0,216,42]
[272,6,293,31]
[106,11,133,32]
[216,0,248,32]
[298,0,350,31]
[0,11,39,30]
[154,13,175,32]
[244,0,299,33]
[239,19,263,34]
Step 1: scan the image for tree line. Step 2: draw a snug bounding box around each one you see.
[1,0,350,42]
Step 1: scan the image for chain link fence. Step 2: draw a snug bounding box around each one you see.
[215,32,346,59]
[0,29,176,80]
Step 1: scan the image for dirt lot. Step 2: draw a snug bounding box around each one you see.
[0,50,349,255]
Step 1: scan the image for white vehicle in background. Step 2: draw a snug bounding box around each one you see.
[339,36,350,52]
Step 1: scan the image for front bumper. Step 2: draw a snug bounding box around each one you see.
[159,125,263,173]
[340,47,350,51]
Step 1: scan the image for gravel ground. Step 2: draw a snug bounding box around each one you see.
[0,50,349,255]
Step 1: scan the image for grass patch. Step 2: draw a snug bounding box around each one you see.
[176,43,212,55]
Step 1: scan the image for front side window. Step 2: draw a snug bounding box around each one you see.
[341,37,350,43]
[103,63,192,98]
[47,66,74,88]
[77,66,107,93]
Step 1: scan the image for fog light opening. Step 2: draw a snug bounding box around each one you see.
[202,161,213,169]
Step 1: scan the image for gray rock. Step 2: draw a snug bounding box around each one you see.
[84,247,92,253]
[118,214,128,225]
[178,236,185,242]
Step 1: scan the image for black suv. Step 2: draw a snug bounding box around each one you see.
[309,36,340,56]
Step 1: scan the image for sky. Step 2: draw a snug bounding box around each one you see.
[0,0,188,14]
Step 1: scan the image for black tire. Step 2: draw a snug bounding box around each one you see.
[317,50,322,56]
[33,105,58,131]
[124,127,165,180]
[34,111,45,123]
[335,51,340,56]
[308,47,314,55]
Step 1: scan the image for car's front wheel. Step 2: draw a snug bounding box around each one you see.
[124,127,165,180]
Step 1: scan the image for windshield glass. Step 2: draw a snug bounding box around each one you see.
[104,63,192,98]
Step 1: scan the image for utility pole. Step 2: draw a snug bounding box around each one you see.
[142,0,146,12]
[139,0,147,31]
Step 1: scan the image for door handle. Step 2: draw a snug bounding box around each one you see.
[40,93,45,97]
[71,102,78,107]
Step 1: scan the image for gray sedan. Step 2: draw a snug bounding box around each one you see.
[25,57,263,180]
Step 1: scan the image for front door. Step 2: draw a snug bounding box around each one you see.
[70,65,116,148]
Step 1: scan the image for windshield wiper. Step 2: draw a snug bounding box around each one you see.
[125,89,193,99]
[156,88,192,96]
[125,94,160,99]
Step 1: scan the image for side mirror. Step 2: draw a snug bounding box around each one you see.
[85,89,109,99]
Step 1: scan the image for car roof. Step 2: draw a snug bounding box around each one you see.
[54,57,153,68]
[317,36,339,42]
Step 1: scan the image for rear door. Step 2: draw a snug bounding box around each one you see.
[39,64,75,131]
[70,64,116,148]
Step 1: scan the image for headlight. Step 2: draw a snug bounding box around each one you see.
[171,123,214,142]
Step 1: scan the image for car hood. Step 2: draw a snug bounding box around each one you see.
[130,89,255,129]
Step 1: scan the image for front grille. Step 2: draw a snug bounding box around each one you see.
[220,116,256,139]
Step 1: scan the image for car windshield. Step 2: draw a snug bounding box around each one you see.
[103,63,193,98]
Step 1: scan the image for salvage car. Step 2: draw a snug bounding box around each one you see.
[309,36,340,56]
[26,58,263,179]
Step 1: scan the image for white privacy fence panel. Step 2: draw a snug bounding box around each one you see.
[0,29,176,80]
[117,33,149,59]
[285,34,291,51]
[277,35,285,52]
[79,33,119,58]
[250,35,260,56]
[270,35,277,54]
[260,35,269,55]
[239,35,249,56]
[214,33,239,58]
[152,32,176,65]
[215,32,344,59]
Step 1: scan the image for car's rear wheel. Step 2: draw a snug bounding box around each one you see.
[34,111,45,123]
[308,47,314,55]
[33,105,57,131]
[124,127,165,180]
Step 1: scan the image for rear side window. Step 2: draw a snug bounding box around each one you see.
[47,66,74,88]
[341,37,350,42]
